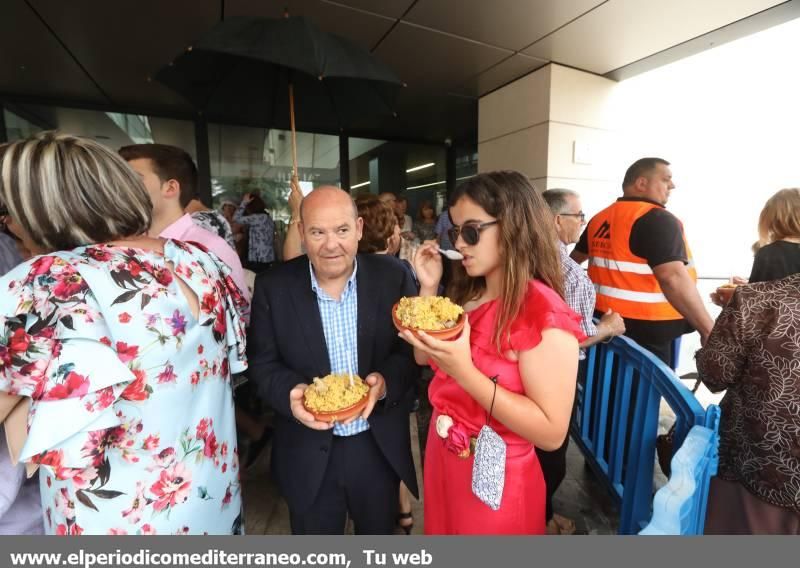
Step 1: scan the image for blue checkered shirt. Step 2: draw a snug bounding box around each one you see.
[560,242,597,359]
[309,261,369,436]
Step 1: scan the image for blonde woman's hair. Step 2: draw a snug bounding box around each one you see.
[0,131,152,252]
[757,188,800,248]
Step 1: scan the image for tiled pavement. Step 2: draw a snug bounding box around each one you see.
[241,413,619,535]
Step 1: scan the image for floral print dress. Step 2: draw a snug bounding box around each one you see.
[0,240,248,535]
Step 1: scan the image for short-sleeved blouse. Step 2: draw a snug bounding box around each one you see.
[429,279,585,445]
[0,240,247,535]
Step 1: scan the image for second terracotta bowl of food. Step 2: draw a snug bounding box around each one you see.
[716,284,738,304]
[392,296,465,341]
[303,374,370,423]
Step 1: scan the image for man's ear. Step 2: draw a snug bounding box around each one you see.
[162,179,181,200]
[355,216,364,241]
[554,214,568,238]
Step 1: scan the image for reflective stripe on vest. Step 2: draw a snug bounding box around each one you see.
[586,200,696,321]
[594,284,667,303]
[589,257,653,275]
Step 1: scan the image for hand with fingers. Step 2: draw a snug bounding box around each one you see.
[288,176,303,218]
[337,372,386,424]
[363,372,388,419]
[709,291,726,307]
[399,315,475,383]
[412,241,443,294]
[598,309,625,338]
[289,384,334,430]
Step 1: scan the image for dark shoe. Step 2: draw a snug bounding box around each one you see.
[244,428,272,469]
[396,511,414,535]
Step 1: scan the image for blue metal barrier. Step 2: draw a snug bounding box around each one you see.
[571,334,719,534]
[639,406,721,535]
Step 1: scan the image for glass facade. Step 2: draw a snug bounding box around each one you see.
[4,108,41,141]
[455,145,478,187]
[348,137,447,218]
[2,103,466,236]
[3,104,197,160]
[208,125,340,223]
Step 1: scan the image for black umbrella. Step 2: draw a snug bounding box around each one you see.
[156,16,403,178]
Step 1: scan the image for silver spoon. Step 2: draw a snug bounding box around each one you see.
[437,247,463,260]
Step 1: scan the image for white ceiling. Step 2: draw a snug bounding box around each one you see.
[522,0,785,74]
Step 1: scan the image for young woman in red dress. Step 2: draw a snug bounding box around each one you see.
[400,171,585,534]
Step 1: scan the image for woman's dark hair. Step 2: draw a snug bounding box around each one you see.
[355,194,396,253]
[417,200,435,221]
[245,194,267,216]
[447,170,563,352]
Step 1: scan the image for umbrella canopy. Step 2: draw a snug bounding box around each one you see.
[156,16,403,136]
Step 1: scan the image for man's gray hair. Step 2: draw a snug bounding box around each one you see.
[542,188,580,215]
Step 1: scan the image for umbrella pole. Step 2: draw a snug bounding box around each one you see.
[289,82,299,182]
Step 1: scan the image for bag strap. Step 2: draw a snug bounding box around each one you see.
[485,375,499,426]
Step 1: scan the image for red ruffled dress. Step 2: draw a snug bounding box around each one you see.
[424,280,585,535]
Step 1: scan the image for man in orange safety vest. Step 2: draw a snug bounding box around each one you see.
[571,157,713,366]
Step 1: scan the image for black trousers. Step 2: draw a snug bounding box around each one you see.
[536,434,570,521]
[289,431,400,535]
[634,339,673,367]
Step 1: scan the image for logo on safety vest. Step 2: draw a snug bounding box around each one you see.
[593,221,611,239]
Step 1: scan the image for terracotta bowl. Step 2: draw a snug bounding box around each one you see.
[716,284,738,304]
[392,301,466,341]
[303,392,369,423]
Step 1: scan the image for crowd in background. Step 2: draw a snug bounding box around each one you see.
[0,131,798,536]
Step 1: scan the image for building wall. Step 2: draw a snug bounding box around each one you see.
[478,63,625,214]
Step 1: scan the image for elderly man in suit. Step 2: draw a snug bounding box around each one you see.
[248,186,419,534]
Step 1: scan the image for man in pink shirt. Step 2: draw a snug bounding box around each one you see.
[118,144,250,303]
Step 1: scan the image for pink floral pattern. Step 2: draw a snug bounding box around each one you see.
[0,240,248,534]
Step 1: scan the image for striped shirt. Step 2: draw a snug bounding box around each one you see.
[560,242,597,359]
[309,261,368,436]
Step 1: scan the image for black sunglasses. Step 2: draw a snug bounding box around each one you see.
[448,220,498,246]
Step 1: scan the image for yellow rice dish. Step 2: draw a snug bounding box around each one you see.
[395,296,464,331]
[303,373,368,412]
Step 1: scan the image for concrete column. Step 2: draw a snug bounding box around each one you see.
[478,64,625,212]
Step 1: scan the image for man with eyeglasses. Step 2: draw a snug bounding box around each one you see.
[539,188,625,535]
[570,157,713,367]
[543,189,626,350]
